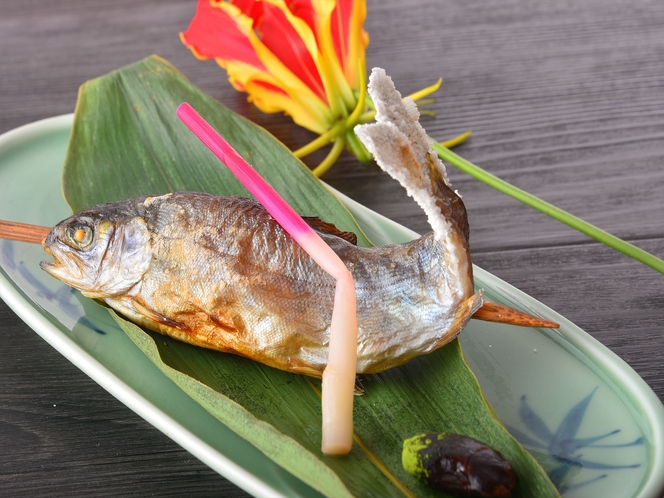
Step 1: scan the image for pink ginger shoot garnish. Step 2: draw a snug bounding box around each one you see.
[177,103,358,455]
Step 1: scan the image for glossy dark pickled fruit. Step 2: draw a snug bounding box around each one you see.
[402,433,517,497]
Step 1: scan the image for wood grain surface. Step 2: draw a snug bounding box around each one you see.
[1,0,663,496]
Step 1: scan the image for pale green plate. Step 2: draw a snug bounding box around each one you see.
[1,115,663,498]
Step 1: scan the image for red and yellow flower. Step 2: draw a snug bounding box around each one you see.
[182,0,368,134]
[182,0,448,175]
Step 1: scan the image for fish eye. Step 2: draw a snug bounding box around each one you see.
[66,225,94,248]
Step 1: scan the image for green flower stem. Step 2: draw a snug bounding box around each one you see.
[344,129,373,164]
[432,142,664,275]
[346,63,367,129]
[295,65,367,162]
[408,78,442,102]
[340,65,373,165]
[358,110,376,124]
[313,136,346,177]
[294,120,345,158]
[440,130,472,149]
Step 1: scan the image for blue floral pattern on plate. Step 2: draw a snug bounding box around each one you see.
[508,388,643,494]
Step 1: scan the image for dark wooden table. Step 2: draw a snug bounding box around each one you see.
[1,0,663,496]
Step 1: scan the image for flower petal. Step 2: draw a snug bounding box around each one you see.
[245,78,332,133]
[248,33,334,129]
[286,0,317,36]
[309,0,357,111]
[241,2,335,126]
[268,0,351,117]
[330,0,368,89]
[256,1,327,103]
[229,0,264,19]
[181,0,264,70]
[208,53,331,134]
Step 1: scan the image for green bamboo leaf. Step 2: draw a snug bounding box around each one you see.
[61,55,559,497]
[113,311,357,498]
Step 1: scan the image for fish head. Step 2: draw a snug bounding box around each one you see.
[40,204,152,299]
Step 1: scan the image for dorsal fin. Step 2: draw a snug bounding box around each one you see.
[303,217,358,245]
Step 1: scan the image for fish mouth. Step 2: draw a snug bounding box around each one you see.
[39,246,83,283]
[40,254,64,277]
[40,243,57,271]
[40,240,56,271]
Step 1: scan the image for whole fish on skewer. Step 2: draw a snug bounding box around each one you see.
[35,68,557,378]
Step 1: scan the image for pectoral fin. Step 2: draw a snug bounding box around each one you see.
[132,300,190,331]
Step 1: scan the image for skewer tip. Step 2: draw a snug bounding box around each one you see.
[0,220,51,245]
[472,301,560,329]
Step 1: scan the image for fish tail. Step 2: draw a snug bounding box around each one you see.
[354,68,469,245]
[355,69,560,330]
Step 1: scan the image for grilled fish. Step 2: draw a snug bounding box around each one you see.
[41,68,484,376]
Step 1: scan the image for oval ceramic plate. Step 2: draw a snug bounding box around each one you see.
[0,115,663,498]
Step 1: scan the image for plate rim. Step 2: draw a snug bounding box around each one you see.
[1,114,663,497]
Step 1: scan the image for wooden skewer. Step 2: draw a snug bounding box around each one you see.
[472,301,560,328]
[0,220,51,244]
[0,218,559,328]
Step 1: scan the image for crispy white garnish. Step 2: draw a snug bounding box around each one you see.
[355,68,454,241]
